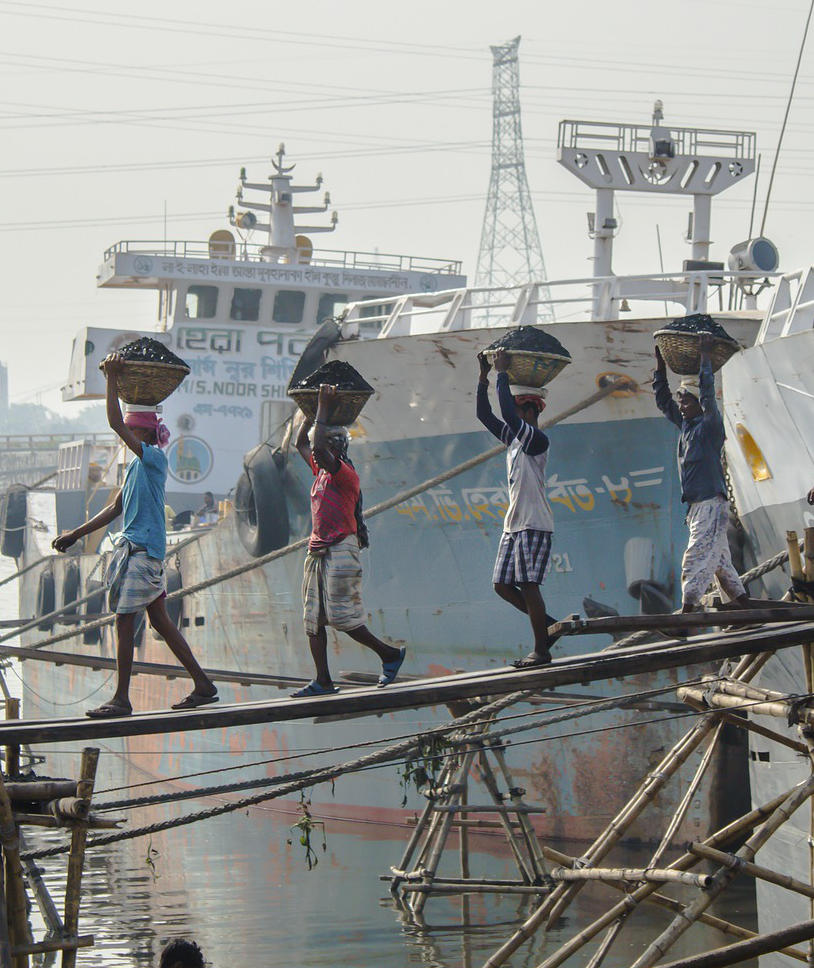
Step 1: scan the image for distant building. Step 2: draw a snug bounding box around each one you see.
[0,362,7,414]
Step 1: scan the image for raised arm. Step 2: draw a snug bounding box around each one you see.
[293,410,314,466]
[52,489,123,552]
[698,335,722,425]
[475,352,509,442]
[653,345,682,429]
[494,351,549,455]
[102,353,145,458]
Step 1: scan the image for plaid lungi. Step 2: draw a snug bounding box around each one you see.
[106,539,166,614]
[302,536,365,635]
[492,529,553,586]
[681,495,746,607]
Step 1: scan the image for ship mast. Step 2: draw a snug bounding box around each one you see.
[228,144,338,263]
[558,102,757,320]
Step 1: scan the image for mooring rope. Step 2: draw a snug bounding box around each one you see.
[17,379,628,654]
[20,688,532,861]
[95,678,711,810]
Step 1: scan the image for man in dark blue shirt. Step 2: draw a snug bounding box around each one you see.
[653,334,748,614]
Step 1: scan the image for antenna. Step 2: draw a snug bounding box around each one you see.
[475,36,553,319]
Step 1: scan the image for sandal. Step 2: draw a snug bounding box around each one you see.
[171,690,219,710]
[512,650,552,669]
[86,700,132,719]
[291,680,339,698]
[378,647,407,688]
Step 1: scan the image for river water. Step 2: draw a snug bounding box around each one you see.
[0,554,757,968]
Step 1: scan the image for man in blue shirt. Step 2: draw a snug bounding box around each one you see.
[653,334,748,614]
[52,353,217,717]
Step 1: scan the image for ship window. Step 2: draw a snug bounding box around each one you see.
[317,293,348,324]
[185,285,218,319]
[358,298,394,335]
[230,288,261,321]
[273,290,305,324]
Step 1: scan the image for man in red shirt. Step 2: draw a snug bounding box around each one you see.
[292,383,406,696]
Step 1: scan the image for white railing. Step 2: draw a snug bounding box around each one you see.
[757,267,814,343]
[103,240,462,276]
[557,120,755,160]
[341,270,781,337]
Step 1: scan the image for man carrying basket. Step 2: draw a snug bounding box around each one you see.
[653,334,749,615]
[477,349,558,667]
[52,352,217,717]
[292,383,406,696]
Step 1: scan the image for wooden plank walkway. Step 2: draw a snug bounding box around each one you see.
[2,619,813,746]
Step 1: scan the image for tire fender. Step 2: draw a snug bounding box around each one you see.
[36,568,56,631]
[235,447,290,558]
[0,485,26,559]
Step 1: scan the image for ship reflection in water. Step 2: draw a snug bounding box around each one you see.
[22,803,756,967]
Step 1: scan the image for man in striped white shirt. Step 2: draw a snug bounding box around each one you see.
[477,350,557,667]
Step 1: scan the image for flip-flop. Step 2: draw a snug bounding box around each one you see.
[378,647,407,688]
[171,690,219,710]
[86,701,132,719]
[290,680,339,698]
[512,650,552,669]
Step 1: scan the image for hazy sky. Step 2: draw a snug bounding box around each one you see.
[2,0,813,412]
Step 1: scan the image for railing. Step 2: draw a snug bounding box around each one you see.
[341,269,781,336]
[557,120,756,160]
[103,240,463,276]
[0,433,117,454]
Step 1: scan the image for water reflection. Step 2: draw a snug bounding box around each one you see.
[21,797,757,968]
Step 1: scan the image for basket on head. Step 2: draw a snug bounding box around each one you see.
[288,388,374,427]
[103,360,191,406]
[653,331,739,376]
[483,349,571,388]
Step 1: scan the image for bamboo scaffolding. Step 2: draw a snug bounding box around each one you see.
[653,917,814,968]
[61,748,98,968]
[0,773,31,968]
[522,785,799,968]
[17,831,62,940]
[547,867,711,887]
[689,842,814,898]
[682,696,808,753]
[0,874,12,968]
[788,530,805,581]
[678,685,814,724]
[628,772,814,968]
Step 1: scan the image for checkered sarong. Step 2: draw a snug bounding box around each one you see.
[106,540,166,614]
[492,529,552,586]
[302,536,365,635]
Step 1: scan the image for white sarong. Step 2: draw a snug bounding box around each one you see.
[302,536,365,636]
[681,495,745,607]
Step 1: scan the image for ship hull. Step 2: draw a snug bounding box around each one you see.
[16,315,763,842]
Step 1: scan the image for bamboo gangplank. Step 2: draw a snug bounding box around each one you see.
[689,842,814,899]
[62,748,98,968]
[3,621,812,748]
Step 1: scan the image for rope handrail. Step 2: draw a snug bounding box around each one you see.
[17,379,628,653]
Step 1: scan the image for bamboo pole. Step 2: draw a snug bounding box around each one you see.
[804,527,814,582]
[411,749,477,915]
[17,832,62,940]
[4,783,76,802]
[690,842,814,899]
[488,744,549,881]
[10,938,92,958]
[62,748,98,968]
[3,702,18,782]
[0,873,11,968]
[682,696,808,754]
[547,867,711,888]
[677,686,814,724]
[0,771,30,968]
[483,713,721,968]
[628,771,814,968]
[526,787,799,968]
[789,531,805,581]
[653,918,814,968]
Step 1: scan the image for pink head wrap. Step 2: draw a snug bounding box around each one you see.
[124,410,171,448]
